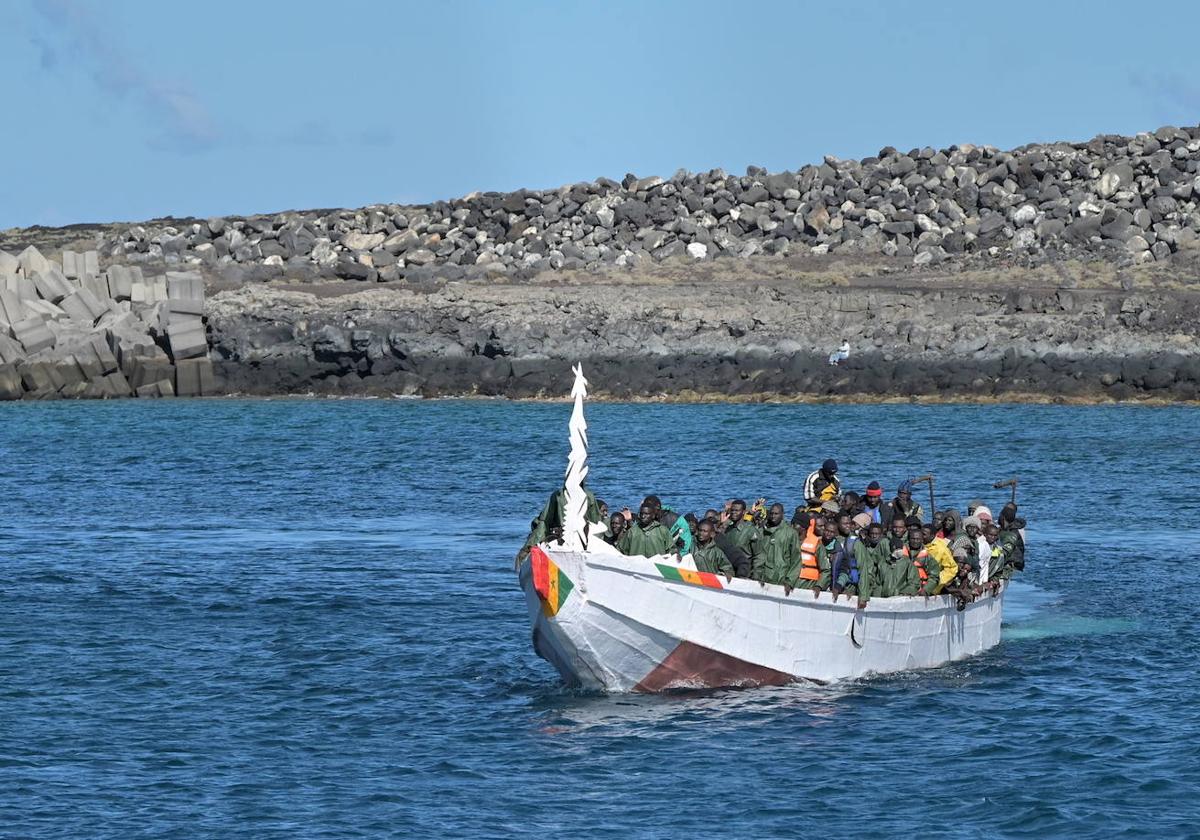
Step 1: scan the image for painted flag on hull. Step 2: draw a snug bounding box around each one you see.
[655,563,724,589]
[531,546,574,617]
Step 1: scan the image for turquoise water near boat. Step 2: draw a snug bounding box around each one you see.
[1,398,1197,838]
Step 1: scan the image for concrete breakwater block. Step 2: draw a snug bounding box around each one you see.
[175,357,215,396]
[131,277,168,305]
[58,292,96,323]
[11,317,55,354]
[18,246,50,278]
[0,251,19,276]
[18,361,57,393]
[135,379,175,398]
[166,271,203,301]
[0,364,21,400]
[75,287,111,320]
[33,268,72,303]
[62,250,81,279]
[105,264,142,301]
[0,289,26,325]
[0,334,24,364]
[5,272,38,301]
[168,322,207,360]
[127,356,174,390]
[102,370,132,397]
[26,299,67,321]
[81,273,110,301]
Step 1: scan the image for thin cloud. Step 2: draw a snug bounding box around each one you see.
[31,0,221,152]
[1129,71,1200,125]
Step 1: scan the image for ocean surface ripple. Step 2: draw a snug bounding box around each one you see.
[0,399,1197,838]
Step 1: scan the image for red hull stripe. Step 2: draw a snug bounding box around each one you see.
[634,641,794,692]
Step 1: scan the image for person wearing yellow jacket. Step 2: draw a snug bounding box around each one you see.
[920,523,958,594]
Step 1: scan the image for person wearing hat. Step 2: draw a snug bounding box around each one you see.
[963,515,990,584]
[891,479,925,523]
[974,505,994,525]
[992,503,1027,581]
[804,459,842,511]
[862,481,893,526]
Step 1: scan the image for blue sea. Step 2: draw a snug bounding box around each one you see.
[1,398,1197,839]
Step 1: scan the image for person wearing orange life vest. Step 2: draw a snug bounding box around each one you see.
[797,519,836,595]
[898,525,937,596]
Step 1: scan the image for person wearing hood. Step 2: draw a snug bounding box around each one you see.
[943,509,977,583]
[751,503,803,589]
[691,519,735,579]
[720,499,758,577]
[803,459,841,511]
[516,485,603,566]
[920,523,958,594]
[858,523,921,604]
[993,503,1027,581]
[618,503,676,558]
[963,515,990,584]
[891,479,924,523]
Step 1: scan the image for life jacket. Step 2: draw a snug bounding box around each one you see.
[904,545,931,585]
[799,521,821,581]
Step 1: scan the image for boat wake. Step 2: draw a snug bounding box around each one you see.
[1000,580,1136,640]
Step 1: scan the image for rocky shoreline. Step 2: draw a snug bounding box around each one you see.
[2,123,1199,403]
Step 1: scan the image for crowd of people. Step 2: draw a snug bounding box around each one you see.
[518,459,1027,611]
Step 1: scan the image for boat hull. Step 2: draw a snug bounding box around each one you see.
[520,545,1005,692]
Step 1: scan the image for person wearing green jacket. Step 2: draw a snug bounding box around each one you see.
[750,503,802,589]
[721,499,759,577]
[516,485,602,566]
[798,519,838,594]
[691,520,734,579]
[618,504,675,558]
[858,523,922,605]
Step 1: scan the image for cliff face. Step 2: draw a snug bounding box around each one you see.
[204,260,1200,402]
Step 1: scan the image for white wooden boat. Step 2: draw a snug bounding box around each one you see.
[516,365,1006,692]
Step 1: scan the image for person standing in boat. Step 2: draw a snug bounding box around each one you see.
[640,495,695,556]
[720,499,758,577]
[862,481,893,526]
[891,479,924,523]
[799,519,840,596]
[617,503,674,557]
[858,523,921,604]
[750,503,802,589]
[803,459,841,511]
[516,484,603,565]
[602,512,626,547]
[692,519,735,580]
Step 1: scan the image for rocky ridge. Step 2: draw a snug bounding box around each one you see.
[59,124,1200,284]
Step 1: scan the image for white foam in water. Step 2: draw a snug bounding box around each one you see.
[1001,580,1137,640]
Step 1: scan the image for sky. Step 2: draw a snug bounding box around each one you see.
[2,0,1199,229]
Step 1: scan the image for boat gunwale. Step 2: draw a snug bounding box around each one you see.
[542,543,1006,617]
